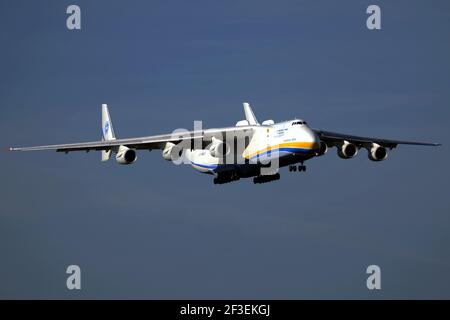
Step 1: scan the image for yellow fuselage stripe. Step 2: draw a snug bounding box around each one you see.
[244,141,320,159]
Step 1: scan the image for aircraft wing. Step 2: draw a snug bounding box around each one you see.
[9,126,256,153]
[314,129,441,148]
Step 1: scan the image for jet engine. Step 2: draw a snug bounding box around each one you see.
[368,144,388,161]
[116,146,137,164]
[337,141,358,159]
[162,142,185,162]
[162,142,175,161]
[208,137,230,158]
[317,141,328,156]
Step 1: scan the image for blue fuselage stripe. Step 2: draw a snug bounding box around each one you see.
[191,148,315,170]
[249,147,315,160]
[191,162,219,169]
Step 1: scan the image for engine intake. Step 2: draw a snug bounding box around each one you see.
[369,144,388,161]
[317,141,328,156]
[116,146,137,164]
[338,141,358,159]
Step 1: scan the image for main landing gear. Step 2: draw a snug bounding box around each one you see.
[253,173,280,184]
[289,164,306,172]
[213,172,240,185]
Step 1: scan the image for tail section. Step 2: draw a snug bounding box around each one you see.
[102,104,116,141]
[243,102,259,125]
[101,104,116,161]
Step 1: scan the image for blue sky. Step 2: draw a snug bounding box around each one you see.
[0,0,449,298]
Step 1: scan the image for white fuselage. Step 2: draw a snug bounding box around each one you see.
[185,119,320,176]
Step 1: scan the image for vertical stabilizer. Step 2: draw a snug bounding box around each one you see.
[101,104,116,161]
[243,102,259,125]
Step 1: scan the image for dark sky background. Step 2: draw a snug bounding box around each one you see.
[1,0,449,299]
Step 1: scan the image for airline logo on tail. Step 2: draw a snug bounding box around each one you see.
[103,121,110,138]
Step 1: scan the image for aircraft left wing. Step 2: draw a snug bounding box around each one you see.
[314,129,441,148]
[8,126,256,153]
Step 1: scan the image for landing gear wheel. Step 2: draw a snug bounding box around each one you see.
[253,173,281,184]
[213,173,241,185]
[298,165,306,172]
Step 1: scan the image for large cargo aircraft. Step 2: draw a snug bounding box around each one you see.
[9,103,440,184]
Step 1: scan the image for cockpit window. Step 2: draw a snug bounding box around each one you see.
[292,121,307,125]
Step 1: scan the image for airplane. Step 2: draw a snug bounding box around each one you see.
[8,103,440,184]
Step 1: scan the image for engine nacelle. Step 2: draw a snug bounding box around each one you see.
[116,146,137,165]
[317,141,328,156]
[162,142,176,161]
[208,137,230,158]
[368,144,388,161]
[162,142,185,161]
[338,141,358,159]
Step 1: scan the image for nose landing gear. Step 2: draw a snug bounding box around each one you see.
[289,164,306,172]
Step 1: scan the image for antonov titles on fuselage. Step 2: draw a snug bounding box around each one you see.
[9,103,440,184]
